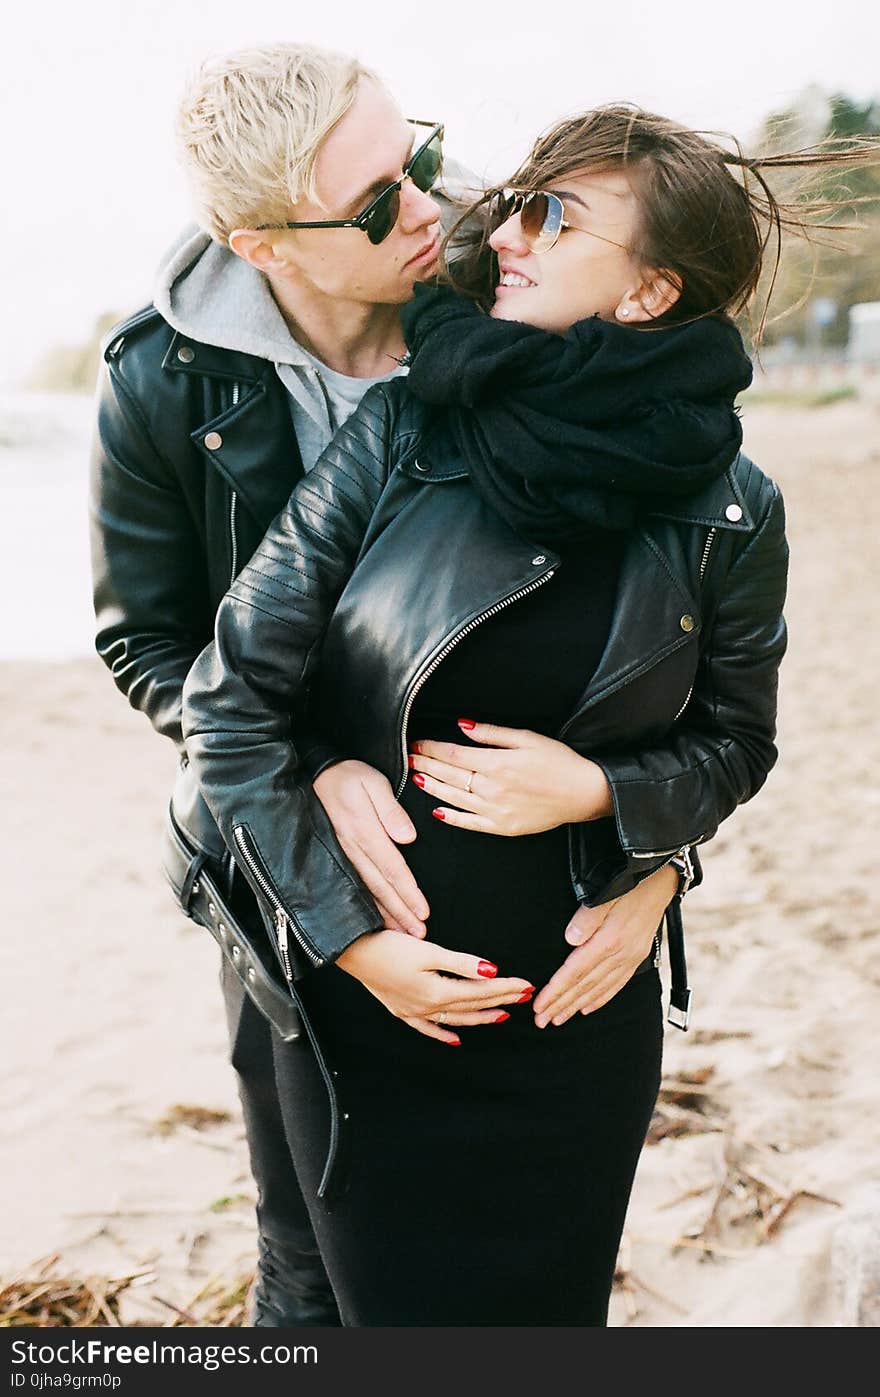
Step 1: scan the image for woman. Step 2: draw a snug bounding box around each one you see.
[181,105,853,1324]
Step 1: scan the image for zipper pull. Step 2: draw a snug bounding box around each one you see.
[274,908,294,982]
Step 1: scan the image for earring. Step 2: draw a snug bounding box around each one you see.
[619,307,630,318]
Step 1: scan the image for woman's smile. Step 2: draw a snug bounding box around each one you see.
[497,264,537,291]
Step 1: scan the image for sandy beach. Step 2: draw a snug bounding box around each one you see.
[2,398,879,1326]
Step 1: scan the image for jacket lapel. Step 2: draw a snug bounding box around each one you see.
[559,531,700,732]
[560,457,759,730]
[163,331,304,530]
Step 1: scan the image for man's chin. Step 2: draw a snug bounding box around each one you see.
[412,256,441,282]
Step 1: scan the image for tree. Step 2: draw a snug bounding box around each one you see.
[750,88,880,350]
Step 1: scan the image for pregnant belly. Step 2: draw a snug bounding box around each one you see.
[398,778,581,990]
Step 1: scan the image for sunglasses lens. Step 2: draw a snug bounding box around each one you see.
[364,188,400,245]
[521,192,562,253]
[409,131,443,192]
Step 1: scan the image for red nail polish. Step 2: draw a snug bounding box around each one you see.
[411,741,422,754]
[412,773,426,788]
[494,1011,510,1024]
[517,989,535,1003]
[407,754,416,769]
[446,1036,462,1046]
[457,718,477,731]
[432,809,446,821]
[477,960,498,978]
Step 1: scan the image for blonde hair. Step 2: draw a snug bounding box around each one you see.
[176,43,381,243]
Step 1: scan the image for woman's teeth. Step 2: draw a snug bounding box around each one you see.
[499,272,535,288]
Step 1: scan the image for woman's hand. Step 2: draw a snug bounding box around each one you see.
[335,930,535,1046]
[314,760,430,937]
[532,863,679,1027]
[408,720,613,835]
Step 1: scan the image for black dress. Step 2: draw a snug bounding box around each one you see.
[272,534,664,1326]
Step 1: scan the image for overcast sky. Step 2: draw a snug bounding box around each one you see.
[3,0,878,387]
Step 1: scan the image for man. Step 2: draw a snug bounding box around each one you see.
[90,42,472,1325]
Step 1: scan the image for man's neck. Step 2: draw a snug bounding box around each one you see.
[268,273,406,379]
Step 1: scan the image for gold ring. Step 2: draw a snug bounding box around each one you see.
[436,1011,447,1025]
[465,771,475,795]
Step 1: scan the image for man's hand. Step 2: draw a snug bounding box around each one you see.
[532,863,680,1027]
[408,720,613,835]
[313,760,430,937]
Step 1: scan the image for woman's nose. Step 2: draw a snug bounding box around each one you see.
[489,213,529,256]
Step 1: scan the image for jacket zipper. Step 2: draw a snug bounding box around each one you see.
[394,568,557,797]
[631,843,702,860]
[671,526,717,723]
[228,383,241,583]
[232,825,325,976]
[229,491,239,582]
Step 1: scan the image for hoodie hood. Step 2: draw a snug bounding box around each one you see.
[154,223,316,369]
[153,223,382,459]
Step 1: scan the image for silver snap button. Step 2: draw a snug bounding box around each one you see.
[176,344,195,364]
[231,946,241,962]
[413,459,431,474]
[343,1112,350,1121]
[680,614,696,632]
[208,901,216,917]
[191,881,200,896]
[204,431,223,451]
[218,922,226,936]
[247,967,256,983]
[531,555,547,566]
[725,503,743,522]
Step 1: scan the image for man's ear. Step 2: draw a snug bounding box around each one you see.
[228,229,289,272]
[616,270,682,324]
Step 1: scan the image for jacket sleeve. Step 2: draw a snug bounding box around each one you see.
[579,483,789,904]
[90,353,213,751]
[181,384,404,976]
[89,348,343,782]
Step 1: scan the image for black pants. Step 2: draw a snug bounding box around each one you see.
[219,953,340,1324]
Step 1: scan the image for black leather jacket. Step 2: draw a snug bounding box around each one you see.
[90,304,341,867]
[182,377,789,983]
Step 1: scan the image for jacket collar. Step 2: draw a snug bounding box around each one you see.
[161,331,265,386]
[643,458,754,532]
[404,432,755,535]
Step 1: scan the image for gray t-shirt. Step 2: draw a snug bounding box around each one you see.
[276,345,408,474]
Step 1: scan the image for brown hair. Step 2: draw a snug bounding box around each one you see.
[444,104,879,344]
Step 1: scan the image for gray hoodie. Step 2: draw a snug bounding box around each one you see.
[153,159,478,472]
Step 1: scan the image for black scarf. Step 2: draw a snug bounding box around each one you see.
[404,287,753,544]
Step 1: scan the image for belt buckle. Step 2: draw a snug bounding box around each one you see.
[667,988,692,1031]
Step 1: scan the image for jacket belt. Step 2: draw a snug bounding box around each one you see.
[664,896,692,1030]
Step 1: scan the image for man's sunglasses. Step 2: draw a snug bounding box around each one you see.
[489,188,630,255]
[257,121,444,246]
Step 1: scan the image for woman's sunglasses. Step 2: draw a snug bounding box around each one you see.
[489,188,629,255]
[257,121,444,247]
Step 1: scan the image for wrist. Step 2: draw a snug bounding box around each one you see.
[336,929,378,975]
[653,862,681,899]
[568,755,613,822]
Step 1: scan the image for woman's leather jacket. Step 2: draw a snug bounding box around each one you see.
[182,378,789,985]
